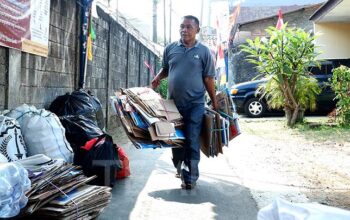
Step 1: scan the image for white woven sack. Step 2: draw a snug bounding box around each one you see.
[5,104,73,163]
[258,198,350,220]
[0,116,27,163]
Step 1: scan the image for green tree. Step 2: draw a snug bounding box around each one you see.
[241,25,321,127]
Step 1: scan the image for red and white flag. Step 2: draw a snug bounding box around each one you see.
[276,9,284,30]
[215,16,224,62]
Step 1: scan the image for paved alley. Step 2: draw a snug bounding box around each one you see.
[98,137,258,220]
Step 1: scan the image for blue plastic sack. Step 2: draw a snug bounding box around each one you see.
[0,162,31,218]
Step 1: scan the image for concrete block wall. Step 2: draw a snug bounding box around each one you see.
[106,21,129,129]
[0,48,6,110]
[127,36,141,88]
[230,43,260,84]
[85,8,160,129]
[109,22,128,91]
[20,0,77,108]
[140,46,152,85]
[83,14,161,128]
[0,0,160,129]
[85,18,109,121]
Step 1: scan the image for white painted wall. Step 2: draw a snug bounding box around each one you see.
[314,23,350,60]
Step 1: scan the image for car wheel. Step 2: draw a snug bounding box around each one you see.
[244,98,266,118]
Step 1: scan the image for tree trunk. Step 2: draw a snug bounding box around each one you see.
[289,105,300,127]
[285,106,303,127]
[285,108,292,127]
[296,110,304,123]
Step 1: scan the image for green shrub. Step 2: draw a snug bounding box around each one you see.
[157,79,168,99]
[331,65,350,125]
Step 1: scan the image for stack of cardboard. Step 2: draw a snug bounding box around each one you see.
[24,163,96,214]
[200,108,225,157]
[35,185,112,220]
[111,87,185,149]
[216,88,241,141]
[17,155,112,219]
[200,89,241,158]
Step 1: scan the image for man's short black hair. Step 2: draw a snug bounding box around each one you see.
[183,15,200,27]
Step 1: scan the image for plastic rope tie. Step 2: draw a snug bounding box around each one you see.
[43,178,80,218]
[159,99,171,122]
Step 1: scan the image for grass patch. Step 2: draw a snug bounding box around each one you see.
[240,117,350,144]
[295,119,350,143]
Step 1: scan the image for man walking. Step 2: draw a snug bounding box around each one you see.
[152,15,217,190]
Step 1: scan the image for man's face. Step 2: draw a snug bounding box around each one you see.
[179,18,199,43]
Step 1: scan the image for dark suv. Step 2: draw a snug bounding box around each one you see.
[230,60,349,117]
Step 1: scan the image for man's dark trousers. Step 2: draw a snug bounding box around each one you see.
[172,102,204,184]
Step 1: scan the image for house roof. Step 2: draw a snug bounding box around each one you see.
[234,5,303,25]
[238,3,322,26]
[310,0,350,22]
[228,3,322,44]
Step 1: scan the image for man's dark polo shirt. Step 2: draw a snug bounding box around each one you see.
[162,40,215,107]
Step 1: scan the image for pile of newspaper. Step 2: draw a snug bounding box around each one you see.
[111,87,185,149]
[200,89,241,158]
[17,154,112,219]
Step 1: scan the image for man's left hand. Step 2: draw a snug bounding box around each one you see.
[212,99,219,112]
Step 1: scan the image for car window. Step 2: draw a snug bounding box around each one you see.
[308,59,350,75]
[314,74,331,84]
[308,62,333,75]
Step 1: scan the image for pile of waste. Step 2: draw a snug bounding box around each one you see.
[0,89,126,219]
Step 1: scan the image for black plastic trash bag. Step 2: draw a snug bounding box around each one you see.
[59,115,104,152]
[75,134,122,187]
[49,89,105,130]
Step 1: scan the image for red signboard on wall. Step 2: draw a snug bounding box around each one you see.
[0,0,50,57]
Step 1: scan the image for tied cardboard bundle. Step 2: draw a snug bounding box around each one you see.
[36,185,112,220]
[24,163,96,214]
[16,155,112,219]
[111,87,185,149]
[200,89,241,158]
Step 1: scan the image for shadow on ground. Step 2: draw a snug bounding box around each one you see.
[98,127,258,220]
[97,141,164,220]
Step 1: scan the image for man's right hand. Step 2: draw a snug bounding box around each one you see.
[151,68,168,89]
[151,76,160,89]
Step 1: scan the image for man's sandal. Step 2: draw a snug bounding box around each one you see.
[181,182,196,190]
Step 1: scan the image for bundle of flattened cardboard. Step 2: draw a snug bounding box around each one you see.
[18,154,112,219]
[111,87,185,149]
[200,89,241,158]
